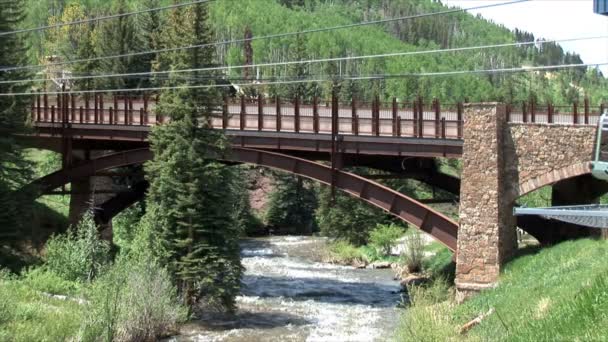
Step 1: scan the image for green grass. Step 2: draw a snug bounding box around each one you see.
[396,239,608,341]
[0,272,83,342]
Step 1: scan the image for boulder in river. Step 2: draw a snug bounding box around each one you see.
[400,274,429,288]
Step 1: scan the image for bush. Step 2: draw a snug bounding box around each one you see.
[327,241,366,264]
[396,278,455,341]
[23,268,80,295]
[401,230,424,273]
[80,256,186,342]
[369,223,404,256]
[44,212,110,283]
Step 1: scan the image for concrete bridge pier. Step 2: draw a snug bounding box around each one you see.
[66,150,115,243]
[455,103,517,301]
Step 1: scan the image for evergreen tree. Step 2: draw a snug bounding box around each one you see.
[96,0,139,89]
[144,2,242,311]
[265,173,317,235]
[0,0,33,241]
[136,0,164,88]
[315,185,386,246]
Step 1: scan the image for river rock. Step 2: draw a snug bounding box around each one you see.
[400,274,429,288]
[367,261,391,269]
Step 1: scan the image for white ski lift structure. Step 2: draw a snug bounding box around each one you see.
[514,110,608,229]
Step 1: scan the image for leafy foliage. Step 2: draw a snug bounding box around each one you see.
[316,185,387,246]
[80,256,186,342]
[368,223,404,256]
[44,212,110,283]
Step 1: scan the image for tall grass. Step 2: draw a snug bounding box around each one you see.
[396,239,608,341]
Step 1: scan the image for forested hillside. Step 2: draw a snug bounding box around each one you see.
[23,0,608,105]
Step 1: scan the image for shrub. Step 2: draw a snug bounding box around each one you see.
[80,256,186,342]
[401,230,424,273]
[327,240,366,264]
[44,212,110,283]
[396,278,455,341]
[23,267,80,295]
[369,223,404,256]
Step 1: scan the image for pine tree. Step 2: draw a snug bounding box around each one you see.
[0,0,33,241]
[315,185,386,246]
[144,2,242,311]
[96,0,139,89]
[266,173,317,235]
[136,0,163,89]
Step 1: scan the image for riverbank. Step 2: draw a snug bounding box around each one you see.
[397,238,608,341]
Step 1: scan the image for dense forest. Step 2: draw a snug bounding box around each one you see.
[21,0,608,104]
[1,0,607,339]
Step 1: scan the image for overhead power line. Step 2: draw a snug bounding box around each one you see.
[0,0,529,73]
[2,62,604,97]
[3,34,604,86]
[0,0,215,37]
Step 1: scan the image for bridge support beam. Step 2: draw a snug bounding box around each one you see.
[455,103,517,301]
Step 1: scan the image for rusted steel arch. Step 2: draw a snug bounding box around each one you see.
[95,181,148,224]
[231,148,458,250]
[25,149,152,195]
[26,147,459,251]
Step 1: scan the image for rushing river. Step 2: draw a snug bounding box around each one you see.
[170,236,403,342]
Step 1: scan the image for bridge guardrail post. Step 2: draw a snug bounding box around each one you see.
[129,98,134,126]
[85,95,91,124]
[313,96,319,133]
[601,103,606,116]
[441,117,446,139]
[222,94,229,130]
[413,100,418,137]
[547,103,553,124]
[139,108,145,126]
[240,95,246,130]
[457,102,463,139]
[530,98,536,123]
[396,115,401,137]
[109,107,113,125]
[522,101,527,123]
[36,91,41,122]
[113,95,118,124]
[295,95,300,133]
[434,98,440,138]
[99,94,105,124]
[56,94,61,125]
[257,94,264,131]
[43,94,48,122]
[392,97,398,137]
[417,96,424,138]
[70,93,76,122]
[51,105,55,124]
[143,94,149,126]
[573,101,578,125]
[584,97,589,125]
[30,97,35,123]
[275,96,281,132]
[374,95,380,137]
[94,94,99,124]
[351,96,356,135]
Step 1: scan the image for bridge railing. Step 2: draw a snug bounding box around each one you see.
[30,93,607,140]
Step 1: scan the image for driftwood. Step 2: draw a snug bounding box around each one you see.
[459,308,494,335]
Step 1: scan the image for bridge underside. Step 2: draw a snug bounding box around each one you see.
[23,145,459,251]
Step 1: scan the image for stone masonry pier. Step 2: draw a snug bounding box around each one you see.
[456,103,598,300]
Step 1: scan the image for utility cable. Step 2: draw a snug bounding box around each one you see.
[0,0,528,73]
[0,0,215,37]
[2,61,604,97]
[2,34,604,85]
